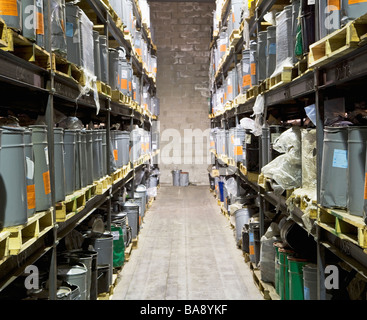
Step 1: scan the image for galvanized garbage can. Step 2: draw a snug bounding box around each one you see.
[0,126,28,228]
[92,130,103,180]
[85,130,94,186]
[30,125,51,212]
[83,232,114,287]
[54,128,66,203]
[64,129,77,195]
[93,31,101,81]
[266,26,277,78]
[108,48,119,90]
[134,184,147,218]
[24,129,35,218]
[347,127,367,216]
[320,126,348,209]
[57,264,88,300]
[99,35,109,84]
[180,172,189,187]
[123,200,139,239]
[172,169,181,186]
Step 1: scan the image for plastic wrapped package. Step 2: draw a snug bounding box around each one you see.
[260,222,281,284]
[79,8,94,75]
[261,127,302,191]
[224,177,238,197]
[272,6,293,77]
[44,0,67,56]
[301,129,316,189]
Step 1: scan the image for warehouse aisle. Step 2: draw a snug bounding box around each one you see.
[112,185,263,300]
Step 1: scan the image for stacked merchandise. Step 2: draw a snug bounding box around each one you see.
[0,0,159,116]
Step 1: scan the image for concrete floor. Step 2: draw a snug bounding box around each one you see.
[112,185,263,300]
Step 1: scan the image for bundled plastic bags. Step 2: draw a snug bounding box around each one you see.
[261,127,302,193]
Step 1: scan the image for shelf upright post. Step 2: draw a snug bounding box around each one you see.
[315,67,326,300]
[45,0,57,301]
[105,16,112,233]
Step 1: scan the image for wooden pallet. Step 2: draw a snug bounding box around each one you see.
[111,163,131,183]
[5,209,54,256]
[247,258,280,300]
[268,66,293,90]
[0,229,11,262]
[94,175,112,195]
[224,101,233,111]
[229,29,242,47]
[50,53,86,85]
[111,90,132,106]
[318,206,367,250]
[0,18,8,47]
[96,80,111,97]
[227,157,236,167]
[246,85,259,100]
[1,28,50,69]
[291,56,310,80]
[233,93,247,106]
[55,186,90,222]
[287,191,318,219]
[308,13,367,68]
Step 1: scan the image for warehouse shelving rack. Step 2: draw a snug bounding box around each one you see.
[0,0,159,300]
[210,0,367,300]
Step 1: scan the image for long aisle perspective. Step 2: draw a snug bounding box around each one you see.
[113,185,263,300]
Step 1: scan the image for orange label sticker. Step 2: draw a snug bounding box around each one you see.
[0,0,18,16]
[134,92,136,100]
[227,85,233,95]
[234,146,243,156]
[113,149,118,161]
[37,12,44,35]
[153,67,157,74]
[232,12,235,23]
[43,171,51,195]
[129,81,132,92]
[242,75,251,87]
[328,0,341,9]
[210,141,215,147]
[251,63,256,75]
[249,245,254,255]
[121,79,128,90]
[349,0,367,4]
[27,184,36,210]
[136,48,142,56]
[220,44,226,52]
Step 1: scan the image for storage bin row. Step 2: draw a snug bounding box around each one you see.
[210,123,318,214]
[0,0,159,116]
[0,124,158,229]
[210,126,262,172]
[210,1,367,115]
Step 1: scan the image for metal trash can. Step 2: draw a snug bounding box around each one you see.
[99,35,109,84]
[24,129,35,218]
[57,264,88,300]
[54,128,66,203]
[320,126,348,209]
[64,129,77,195]
[30,125,51,212]
[123,200,140,239]
[0,126,28,228]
